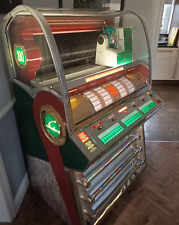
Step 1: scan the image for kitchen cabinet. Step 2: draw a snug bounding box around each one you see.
[153,47,179,80]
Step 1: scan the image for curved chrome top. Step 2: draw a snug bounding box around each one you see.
[2,5,152,134]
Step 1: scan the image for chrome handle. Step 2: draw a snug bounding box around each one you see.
[77,178,91,188]
[80,194,94,204]
[90,149,140,201]
[86,134,140,184]
[83,208,97,219]
[133,157,144,164]
[132,146,142,152]
[93,161,143,222]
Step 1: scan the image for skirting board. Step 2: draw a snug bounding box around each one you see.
[14,173,29,214]
[0,153,29,222]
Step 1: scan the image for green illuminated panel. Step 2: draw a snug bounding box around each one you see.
[117,28,132,65]
[121,110,142,127]
[98,123,124,144]
[139,100,157,114]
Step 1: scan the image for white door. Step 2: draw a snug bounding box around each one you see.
[173,49,179,80]
[153,47,179,80]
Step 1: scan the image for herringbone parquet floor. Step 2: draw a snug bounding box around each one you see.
[1,142,179,225]
[102,142,179,225]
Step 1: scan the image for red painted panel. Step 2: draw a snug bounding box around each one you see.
[33,92,80,225]
[17,16,114,36]
[136,64,149,81]
[16,40,42,83]
[77,131,90,143]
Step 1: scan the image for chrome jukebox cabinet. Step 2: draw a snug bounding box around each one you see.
[2,6,163,225]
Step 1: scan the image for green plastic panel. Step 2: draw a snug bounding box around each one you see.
[98,123,124,144]
[139,100,157,114]
[122,110,142,127]
[13,84,49,161]
[60,138,89,171]
[117,28,133,66]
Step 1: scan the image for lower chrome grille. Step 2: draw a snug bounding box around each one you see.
[68,126,146,225]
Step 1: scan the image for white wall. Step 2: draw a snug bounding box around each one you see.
[124,0,165,76]
[23,0,74,9]
[22,0,59,8]
[110,0,121,10]
[63,0,74,8]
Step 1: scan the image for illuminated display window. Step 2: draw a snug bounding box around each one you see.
[110,79,127,98]
[94,87,113,107]
[121,110,142,127]
[83,91,103,112]
[77,131,90,143]
[104,85,119,97]
[84,140,97,152]
[85,67,124,83]
[98,123,124,144]
[120,77,135,93]
[118,106,128,113]
[139,100,156,114]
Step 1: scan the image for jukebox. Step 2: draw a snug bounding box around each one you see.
[2,5,163,225]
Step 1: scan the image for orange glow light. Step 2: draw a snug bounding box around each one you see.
[127,67,135,72]
[118,106,128,113]
[85,67,124,83]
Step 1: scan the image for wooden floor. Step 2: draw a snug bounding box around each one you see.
[102,142,179,225]
[1,142,179,225]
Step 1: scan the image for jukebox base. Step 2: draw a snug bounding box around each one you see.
[68,126,146,225]
[26,125,145,225]
[27,156,72,225]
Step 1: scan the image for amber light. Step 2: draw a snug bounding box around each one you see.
[85,67,124,83]
[118,106,128,113]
